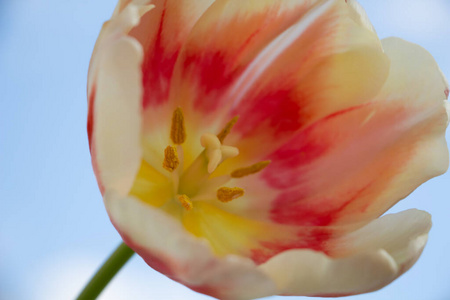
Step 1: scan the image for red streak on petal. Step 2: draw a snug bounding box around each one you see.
[250,228,331,264]
[87,85,96,149]
[270,180,374,226]
[120,232,175,278]
[87,85,105,194]
[445,88,449,99]
[262,104,367,189]
[142,1,179,108]
[234,89,303,138]
[270,192,335,226]
[183,51,241,112]
[186,284,221,299]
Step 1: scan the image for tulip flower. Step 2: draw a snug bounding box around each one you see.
[85,0,449,299]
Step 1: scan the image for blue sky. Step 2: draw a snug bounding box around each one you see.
[1,1,449,299]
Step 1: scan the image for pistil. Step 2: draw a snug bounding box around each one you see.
[201,133,239,173]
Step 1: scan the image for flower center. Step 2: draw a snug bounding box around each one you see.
[146,107,270,212]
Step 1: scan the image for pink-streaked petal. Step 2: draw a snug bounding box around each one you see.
[258,38,448,227]
[129,0,214,108]
[125,0,215,175]
[170,0,388,158]
[92,36,144,195]
[105,191,277,300]
[328,209,431,275]
[259,248,398,297]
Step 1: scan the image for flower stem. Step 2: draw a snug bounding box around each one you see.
[76,242,135,300]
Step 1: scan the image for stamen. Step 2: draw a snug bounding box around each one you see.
[231,161,271,178]
[217,187,245,203]
[178,194,193,211]
[171,107,186,144]
[162,146,179,172]
[217,116,239,142]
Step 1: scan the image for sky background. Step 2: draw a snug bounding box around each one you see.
[1,0,449,299]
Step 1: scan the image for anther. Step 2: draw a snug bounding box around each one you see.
[162,146,179,172]
[217,116,239,142]
[170,107,186,144]
[178,194,193,211]
[231,161,271,178]
[217,187,245,203]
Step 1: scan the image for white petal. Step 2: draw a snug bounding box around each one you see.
[329,209,432,274]
[88,0,152,95]
[94,37,143,195]
[104,191,277,300]
[259,248,398,296]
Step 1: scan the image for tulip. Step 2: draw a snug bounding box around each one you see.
[87,0,449,298]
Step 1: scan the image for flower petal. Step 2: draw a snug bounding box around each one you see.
[377,37,449,105]
[328,209,431,275]
[170,0,389,158]
[129,0,214,108]
[259,38,448,227]
[104,190,277,300]
[126,0,215,176]
[92,36,144,195]
[88,0,151,194]
[259,248,398,297]
[88,0,152,97]
[346,0,376,34]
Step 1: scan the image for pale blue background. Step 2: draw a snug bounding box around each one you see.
[1,1,449,299]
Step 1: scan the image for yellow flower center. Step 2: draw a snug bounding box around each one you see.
[128,108,277,255]
[130,107,270,214]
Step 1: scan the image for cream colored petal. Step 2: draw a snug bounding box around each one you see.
[354,37,450,222]
[253,37,449,228]
[190,0,389,162]
[329,209,431,275]
[88,0,152,95]
[93,37,143,195]
[346,0,376,33]
[104,190,277,300]
[259,248,398,296]
[377,37,449,106]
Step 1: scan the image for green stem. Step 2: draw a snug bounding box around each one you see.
[76,242,135,300]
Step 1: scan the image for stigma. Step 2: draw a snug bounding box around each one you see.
[200,133,239,173]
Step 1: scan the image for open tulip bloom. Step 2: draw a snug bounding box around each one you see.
[83,0,449,299]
